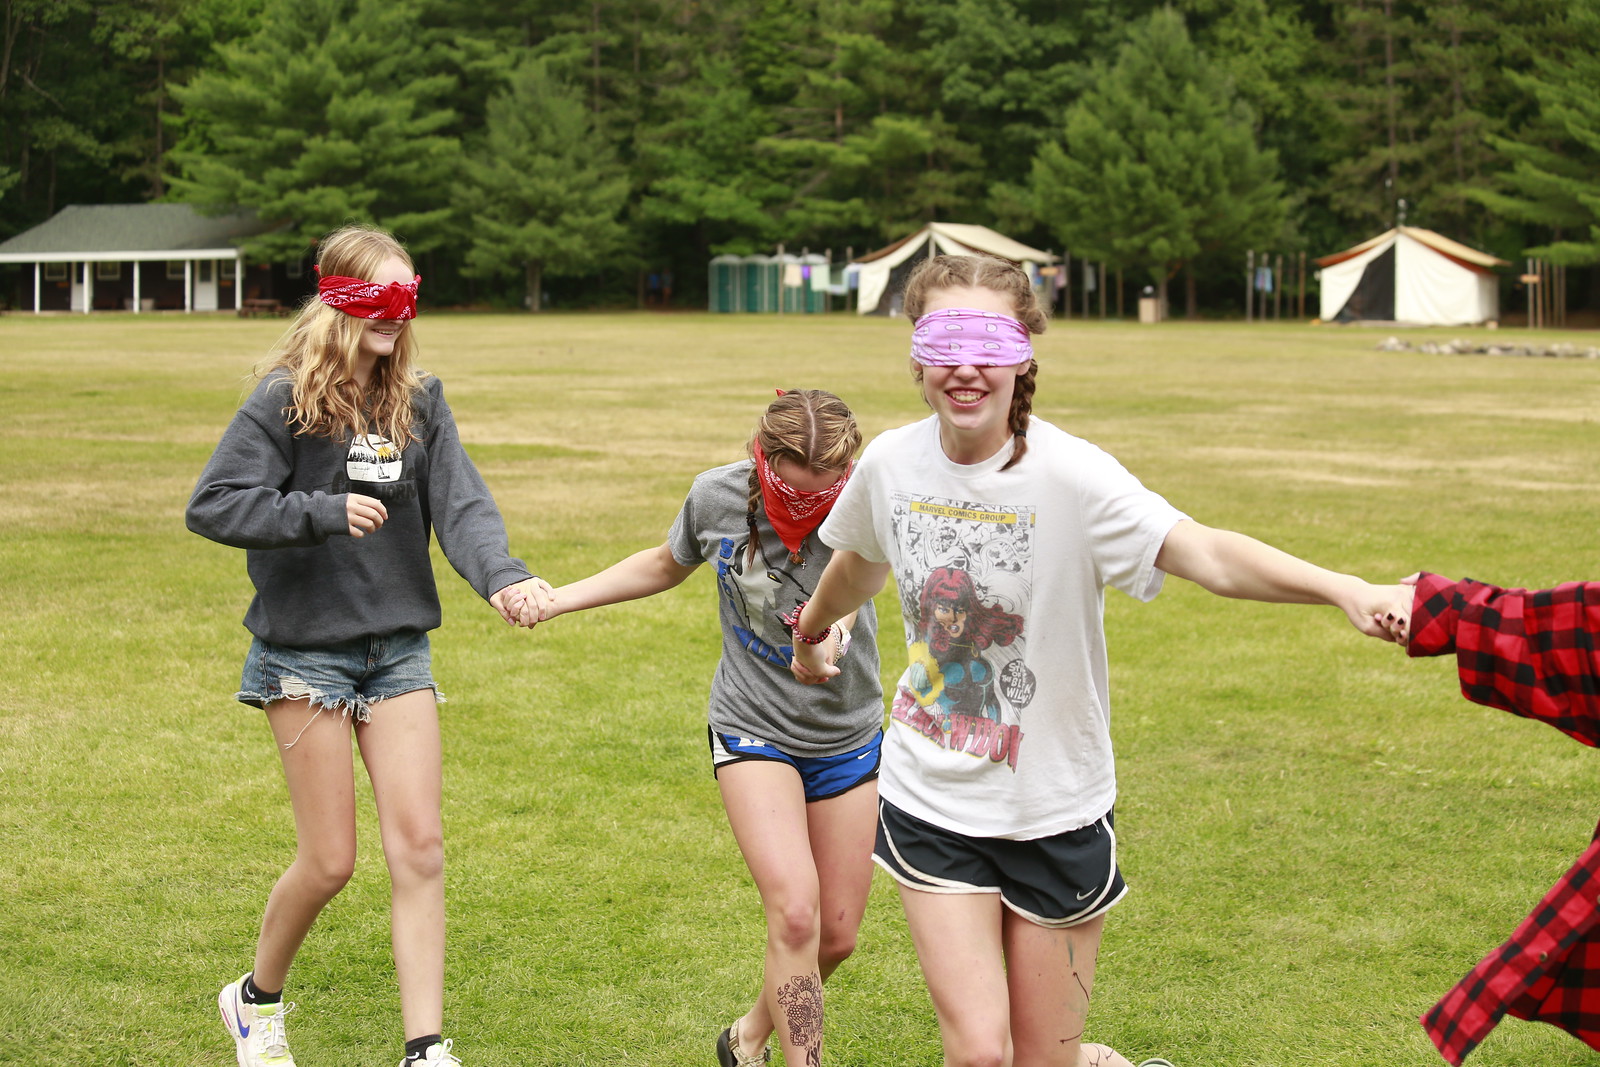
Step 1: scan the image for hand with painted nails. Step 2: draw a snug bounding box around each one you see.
[1367,577,1418,645]
[345,493,388,537]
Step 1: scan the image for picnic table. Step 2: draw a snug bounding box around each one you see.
[238,298,290,318]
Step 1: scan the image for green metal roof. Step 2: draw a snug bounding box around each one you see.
[0,204,275,257]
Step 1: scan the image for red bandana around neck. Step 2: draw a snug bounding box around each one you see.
[754,441,851,557]
[315,265,421,320]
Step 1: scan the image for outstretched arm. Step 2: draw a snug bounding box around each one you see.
[1154,519,1401,642]
[791,549,892,682]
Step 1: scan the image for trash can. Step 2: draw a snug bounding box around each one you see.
[1138,297,1161,323]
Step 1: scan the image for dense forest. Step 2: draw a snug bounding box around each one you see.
[3,0,1599,313]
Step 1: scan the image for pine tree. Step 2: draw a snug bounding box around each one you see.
[168,0,461,259]
[1465,1,1600,263]
[460,57,630,311]
[1029,7,1285,313]
[633,58,787,256]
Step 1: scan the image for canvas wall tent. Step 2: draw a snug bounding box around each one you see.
[852,223,1055,316]
[1315,227,1508,326]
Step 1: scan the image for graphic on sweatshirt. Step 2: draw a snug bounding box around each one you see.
[347,435,402,483]
[713,535,806,668]
[888,495,1036,769]
[340,434,416,503]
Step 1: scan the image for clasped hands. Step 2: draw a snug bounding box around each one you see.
[491,578,556,628]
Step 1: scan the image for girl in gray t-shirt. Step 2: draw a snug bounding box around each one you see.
[526,390,882,1067]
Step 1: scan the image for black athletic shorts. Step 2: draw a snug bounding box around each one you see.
[873,798,1127,928]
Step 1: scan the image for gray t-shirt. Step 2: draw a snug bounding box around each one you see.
[667,461,883,756]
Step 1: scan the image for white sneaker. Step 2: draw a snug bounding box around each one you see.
[218,974,297,1067]
[401,1038,462,1066]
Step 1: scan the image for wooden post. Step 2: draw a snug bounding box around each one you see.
[1246,250,1254,323]
[1541,259,1549,330]
[133,260,141,314]
[1063,251,1071,320]
[1299,251,1306,319]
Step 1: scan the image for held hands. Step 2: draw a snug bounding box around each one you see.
[1347,575,1417,646]
[491,577,556,629]
[789,628,844,685]
[346,494,388,537]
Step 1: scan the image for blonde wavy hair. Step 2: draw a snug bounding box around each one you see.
[902,254,1047,471]
[259,225,427,446]
[744,389,862,564]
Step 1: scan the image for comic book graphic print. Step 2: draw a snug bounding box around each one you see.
[889,494,1036,770]
[712,534,809,668]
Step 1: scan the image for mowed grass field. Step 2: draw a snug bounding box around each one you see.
[3,309,1599,1067]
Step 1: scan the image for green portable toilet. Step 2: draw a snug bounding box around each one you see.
[709,255,742,312]
[742,255,778,313]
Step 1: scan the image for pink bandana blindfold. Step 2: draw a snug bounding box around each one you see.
[316,266,421,321]
[911,308,1033,367]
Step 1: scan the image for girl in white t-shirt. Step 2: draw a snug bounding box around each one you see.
[788,254,1401,1067]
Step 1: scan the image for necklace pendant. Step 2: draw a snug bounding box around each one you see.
[789,550,805,566]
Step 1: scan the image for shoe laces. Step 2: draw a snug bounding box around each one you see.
[424,1038,460,1065]
[253,1000,296,1059]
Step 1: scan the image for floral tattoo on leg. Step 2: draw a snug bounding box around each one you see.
[777,972,823,1067]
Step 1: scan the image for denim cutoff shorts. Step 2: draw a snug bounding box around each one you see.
[236,631,440,723]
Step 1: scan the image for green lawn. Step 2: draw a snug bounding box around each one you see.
[3,310,1598,1066]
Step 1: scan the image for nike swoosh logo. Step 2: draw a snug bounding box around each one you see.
[1076,889,1097,900]
[231,991,250,1038]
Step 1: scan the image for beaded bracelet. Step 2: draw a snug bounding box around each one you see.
[781,602,833,645]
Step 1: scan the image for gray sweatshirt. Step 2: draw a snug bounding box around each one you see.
[187,372,532,646]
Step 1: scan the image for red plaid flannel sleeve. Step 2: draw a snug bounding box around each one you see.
[1409,573,1600,1062]
[1421,830,1600,1064]
[1407,572,1600,747]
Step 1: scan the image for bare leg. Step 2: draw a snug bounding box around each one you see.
[897,886,1011,1067]
[718,763,876,1065]
[1004,913,1132,1067]
[356,689,445,1041]
[252,699,358,991]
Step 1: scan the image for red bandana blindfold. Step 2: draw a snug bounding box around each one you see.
[754,441,851,556]
[316,266,421,320]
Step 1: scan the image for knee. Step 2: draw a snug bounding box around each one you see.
[941,1021,1009,1067]
[295,849,356,900]
[817,922,858,971]
[765,895,822,954]
[387,826,445,885]
[945,1046,1007,1067]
